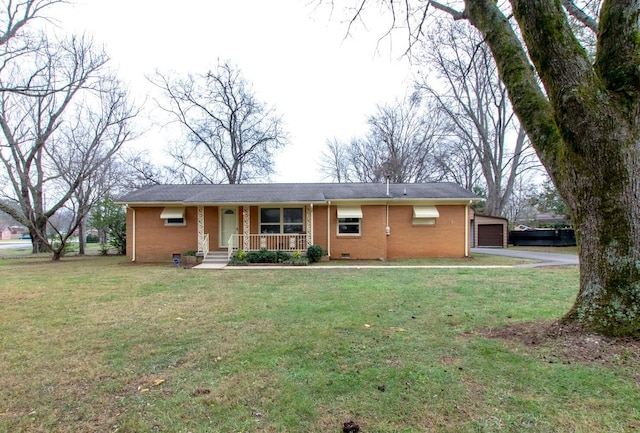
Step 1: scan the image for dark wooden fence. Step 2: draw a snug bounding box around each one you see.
[509,229,576,246]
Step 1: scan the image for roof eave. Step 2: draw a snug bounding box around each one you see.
[119,197,480,206]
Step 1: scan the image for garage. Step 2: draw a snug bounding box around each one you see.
[478,224,504,247]
[471,212,509,248]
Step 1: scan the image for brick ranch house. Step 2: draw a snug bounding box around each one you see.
[116,182,480,263]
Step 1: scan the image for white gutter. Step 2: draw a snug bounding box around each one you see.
[128,205,136,262]
[327,201,331,258]
[464,201,470,257]
[385,202,390,235]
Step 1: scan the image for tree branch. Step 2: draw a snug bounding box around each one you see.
[463,0,563,178]
[594,0,640,93]
[429,0,465,20]
[561,0,598,33]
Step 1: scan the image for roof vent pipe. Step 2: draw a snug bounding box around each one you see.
[386,176,390,197]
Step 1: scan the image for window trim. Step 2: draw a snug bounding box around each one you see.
[337,217,361,236]
[337,206,362,236]
[259,206,305,234]
[164,217,186,226]
[161,207,186,226]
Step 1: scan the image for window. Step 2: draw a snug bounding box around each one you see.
[160,207,186,226]
[338,217,361,235]
[412,205,439,225]
[337,206,362,235]
[260,207,304,233]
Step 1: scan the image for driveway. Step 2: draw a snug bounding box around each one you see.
[471,248,578,267]
[0,240,32,250]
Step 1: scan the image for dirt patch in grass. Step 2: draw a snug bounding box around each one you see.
[476,320,640,368]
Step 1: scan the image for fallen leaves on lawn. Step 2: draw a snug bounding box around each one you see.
[138,378,166,393]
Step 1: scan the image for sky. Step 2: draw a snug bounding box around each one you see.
[51,0,414,182]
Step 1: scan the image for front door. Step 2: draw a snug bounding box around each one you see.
[220,208,238,248]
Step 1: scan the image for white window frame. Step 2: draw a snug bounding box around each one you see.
[259,207,304,234]
[337,206,363,236]
[161,208,186,226]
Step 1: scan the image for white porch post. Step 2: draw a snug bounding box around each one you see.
[306,204,312,248]
[242,205,250,251]
[197,206,205,253]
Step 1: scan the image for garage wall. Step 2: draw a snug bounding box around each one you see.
[473,215,508,248]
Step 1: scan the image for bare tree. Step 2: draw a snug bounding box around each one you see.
[51,82,138,257]
[416,21,539,216]
[150,61,288,184]
[320,93,446,183]
[0,0,64,46]
[432,134,480,191]
[0,34,138,259]
[319,137,353,182]
[0,0,70,94]
[326,0,640,336]
[115,149,169,190]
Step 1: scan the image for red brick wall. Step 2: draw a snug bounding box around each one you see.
[127,207,197,262]
[127,203,470,262]
[386,205,468,258]
[206,206,219,248]
[329,205,387,259]
[249,206,259,234]
[127,206,222,263]
[310,204,469,260]
[311,205,329,250]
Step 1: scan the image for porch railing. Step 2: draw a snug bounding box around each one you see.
[227,234,235,261]
[228,233,308,257]
[198,233,209,256]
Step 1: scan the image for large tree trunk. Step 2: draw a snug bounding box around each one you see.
[462,0,640,336]
[31,217,49,255]
[78,220,85,255]
[561,113,640,336]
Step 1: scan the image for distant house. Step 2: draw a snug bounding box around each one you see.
[117,183,480,263]
[1,226,23,240]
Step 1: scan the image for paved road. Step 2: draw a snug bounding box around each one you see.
[471,247,578,267]
[0,241,32,250]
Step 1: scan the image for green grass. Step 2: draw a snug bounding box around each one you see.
[509,245,579,255]
[0,256,636,432]
[312,254,530,266]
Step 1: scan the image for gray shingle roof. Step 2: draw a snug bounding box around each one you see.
[117,182,479,204]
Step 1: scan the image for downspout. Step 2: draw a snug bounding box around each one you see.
[464,202,470,257]
[127,205,136,262]
[327,201,331,258]
[385,202,390,235]
[385,202,390,259]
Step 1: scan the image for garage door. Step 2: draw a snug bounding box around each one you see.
[478,224,504,247]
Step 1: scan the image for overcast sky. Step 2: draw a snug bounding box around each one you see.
[52,0,413,182]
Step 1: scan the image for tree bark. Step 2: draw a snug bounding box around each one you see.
[463,0,640,335]
[78,220,85,255]
[561,108,640,336]
[333,0,640,335]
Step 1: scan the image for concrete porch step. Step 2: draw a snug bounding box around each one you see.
[193,250,228,269]
[201,250,228,263]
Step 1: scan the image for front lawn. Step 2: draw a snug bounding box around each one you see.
[0,256,637,432]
